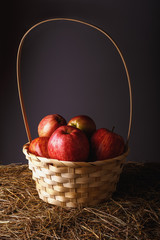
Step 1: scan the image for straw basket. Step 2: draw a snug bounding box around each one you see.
[17,18,132,208]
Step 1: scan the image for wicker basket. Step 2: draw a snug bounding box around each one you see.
[17,18,132,208]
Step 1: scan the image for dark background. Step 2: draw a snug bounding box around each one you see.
[1,0,159,165]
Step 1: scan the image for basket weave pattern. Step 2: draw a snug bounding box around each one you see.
[23,143,129,208]
[17,18,132,208]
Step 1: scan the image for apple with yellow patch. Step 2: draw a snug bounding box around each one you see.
[68,115,96,138]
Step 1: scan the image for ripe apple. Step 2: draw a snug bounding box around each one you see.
[91,128,125,160]
[48,125,90,161]
[67,115,96,138]
[38,114,67,137]
[29,137,49,158]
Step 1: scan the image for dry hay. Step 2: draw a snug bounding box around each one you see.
[0,162,160,240]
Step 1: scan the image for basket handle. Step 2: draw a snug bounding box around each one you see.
[17,18,132,146]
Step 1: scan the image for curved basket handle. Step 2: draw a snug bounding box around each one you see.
[17,18,132,146]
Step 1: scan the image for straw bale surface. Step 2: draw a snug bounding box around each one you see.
[0,162,160,240]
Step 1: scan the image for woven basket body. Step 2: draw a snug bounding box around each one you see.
[23,143,129,208]
[17,18,132,208]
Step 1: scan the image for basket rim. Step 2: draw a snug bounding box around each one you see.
[23,142,129,167]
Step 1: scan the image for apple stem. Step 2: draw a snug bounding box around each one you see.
[112,126,115,132]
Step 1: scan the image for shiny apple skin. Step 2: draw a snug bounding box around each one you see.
[91,128,125,160]
[38,114,67,138]
[48,125,90,161]
[68,115,96,138]
[29,137,49,158]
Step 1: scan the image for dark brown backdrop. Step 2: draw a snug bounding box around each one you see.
[1,0,159,164]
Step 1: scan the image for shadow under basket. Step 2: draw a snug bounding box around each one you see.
[23,143,129,208]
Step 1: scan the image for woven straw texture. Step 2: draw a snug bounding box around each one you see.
[17,18,132,208]
[23,143,129,208]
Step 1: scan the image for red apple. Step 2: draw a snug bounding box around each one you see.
[67,115,96,138]
[29,137,49,158]
[91,128,125,160]
[38,114,67,137]
[48,125,90,161]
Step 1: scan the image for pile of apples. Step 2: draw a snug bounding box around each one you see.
[29,114,125,162]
